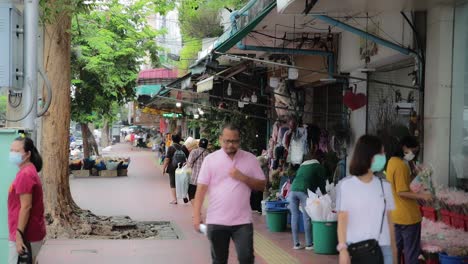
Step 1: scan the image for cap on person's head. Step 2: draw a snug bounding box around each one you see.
[199,138,208,148]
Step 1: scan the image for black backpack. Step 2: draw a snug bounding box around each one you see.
[171,144,187,168]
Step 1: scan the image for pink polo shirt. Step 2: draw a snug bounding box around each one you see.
[198,149,265,226]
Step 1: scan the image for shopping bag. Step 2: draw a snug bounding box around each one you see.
[175,165,191,199]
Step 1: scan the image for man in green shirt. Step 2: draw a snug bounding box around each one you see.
[287,149,327,249]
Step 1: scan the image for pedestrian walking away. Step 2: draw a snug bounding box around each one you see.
[186,138,210,204]
[7,137,46,264]
[163,133,189,204]
[193,123,266,264]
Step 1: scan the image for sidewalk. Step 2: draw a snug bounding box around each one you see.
[37,143,337,263]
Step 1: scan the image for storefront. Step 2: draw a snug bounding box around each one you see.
[449,1,468,187]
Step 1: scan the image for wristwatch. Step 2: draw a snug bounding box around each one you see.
[336,243,348,252]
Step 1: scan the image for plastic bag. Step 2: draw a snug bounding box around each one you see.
[280,180,291,198]
[175,165,191,199]
[305,187,336,221]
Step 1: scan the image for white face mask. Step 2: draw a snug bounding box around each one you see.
[404,151,415,161]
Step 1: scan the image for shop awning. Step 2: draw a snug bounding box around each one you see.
[136,85,162,97]
[190,0,277,69]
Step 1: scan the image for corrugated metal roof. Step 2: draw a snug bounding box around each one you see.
[137,68,178,80]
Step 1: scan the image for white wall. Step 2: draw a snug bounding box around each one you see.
[423,6,454,186]
[337,12,415,173]
[338,12,414,72]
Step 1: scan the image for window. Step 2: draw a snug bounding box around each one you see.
[449,1,468,186]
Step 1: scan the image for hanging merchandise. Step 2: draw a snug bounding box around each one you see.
[287,127,308,165]
[343,87,367,111]
[288,67,299,80]
[319,130,330,153]
[269,77,280,88]
[274,80,296,118]
[238,101,245,108]
[251,92,258,103]
[227,83,232,96]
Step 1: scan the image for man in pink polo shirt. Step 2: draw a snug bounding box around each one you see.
[193,123,266,264]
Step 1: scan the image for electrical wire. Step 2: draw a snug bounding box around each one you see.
[37,67,52,117]
[8,91,22,108]
[1,78,36,122]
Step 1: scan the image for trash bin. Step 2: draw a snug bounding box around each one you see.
[312,221,338,255]
[266,208,288,232]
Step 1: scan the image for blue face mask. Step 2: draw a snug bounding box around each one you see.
[371,154,387,172]
[9,152,23,166]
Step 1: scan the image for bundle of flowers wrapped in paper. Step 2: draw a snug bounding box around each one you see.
[410,164,436,207]
[421,218,468,257]
[436,187,468,215]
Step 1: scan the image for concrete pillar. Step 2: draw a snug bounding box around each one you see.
[423,6,454,186]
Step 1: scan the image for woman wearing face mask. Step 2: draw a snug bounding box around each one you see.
[336,135,396,264]
[385,136,431,264]
[7,137,46,264]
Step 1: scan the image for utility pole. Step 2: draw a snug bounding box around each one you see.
[23,0,39,140]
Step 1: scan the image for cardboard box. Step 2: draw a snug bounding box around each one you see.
[99,170,118,177]
[117,169,128,177]
[72,170,90,177]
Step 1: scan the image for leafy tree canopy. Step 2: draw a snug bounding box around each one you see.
[178,0,247,39]
[71,0,170,123]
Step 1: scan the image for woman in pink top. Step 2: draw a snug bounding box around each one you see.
[8,137,46,264]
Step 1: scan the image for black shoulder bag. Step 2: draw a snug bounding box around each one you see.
[17,229,32,264]
[347,178,386,264]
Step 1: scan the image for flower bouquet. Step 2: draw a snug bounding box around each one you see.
[410,164,436,207]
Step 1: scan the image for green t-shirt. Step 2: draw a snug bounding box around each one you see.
[290,160,327,194]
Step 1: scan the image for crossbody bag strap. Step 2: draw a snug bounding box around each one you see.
[377,177,387,241]
[192,149,206,165]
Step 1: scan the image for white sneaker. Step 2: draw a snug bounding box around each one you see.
[305,245,314,250]
[293,243,304,250]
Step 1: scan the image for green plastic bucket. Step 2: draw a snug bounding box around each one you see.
[312,221,338,255]
[266,209,288,232]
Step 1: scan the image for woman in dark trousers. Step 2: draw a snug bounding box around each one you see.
[384,136,432,264]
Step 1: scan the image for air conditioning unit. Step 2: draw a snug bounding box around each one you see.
[0,4,23,91]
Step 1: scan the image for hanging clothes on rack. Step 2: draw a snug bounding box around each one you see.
[287,127,308,165]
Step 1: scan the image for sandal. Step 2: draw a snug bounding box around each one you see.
[169,200,178,204]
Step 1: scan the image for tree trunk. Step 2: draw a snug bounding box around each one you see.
[81,122,90,159]
[88,124,100,156]
[101,119,110,147]
[41,12,78,238]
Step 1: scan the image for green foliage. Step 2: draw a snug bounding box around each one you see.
[0,95,6,120]
[178,0,246,39]
[177,38,202,72]
[71,0,166,123]
[188,107,258,151]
